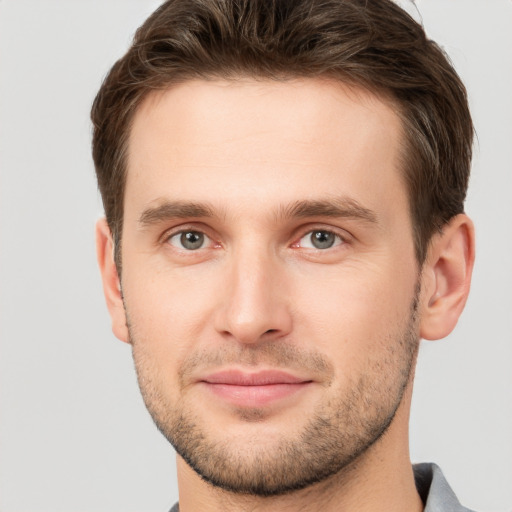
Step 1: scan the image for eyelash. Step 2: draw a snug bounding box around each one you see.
[162,225,349,253]
[163,226,219,251]
[293,229,346,250]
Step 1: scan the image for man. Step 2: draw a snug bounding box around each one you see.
[92,0,475,510]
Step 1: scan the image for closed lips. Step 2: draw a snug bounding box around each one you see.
[201,370,312,386]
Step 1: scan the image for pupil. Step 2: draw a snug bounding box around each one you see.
[181,231,204,250]
[312,231,334,249]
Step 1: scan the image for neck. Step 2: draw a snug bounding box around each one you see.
[175,384,423,512]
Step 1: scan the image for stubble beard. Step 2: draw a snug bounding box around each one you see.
[128,292,420,497]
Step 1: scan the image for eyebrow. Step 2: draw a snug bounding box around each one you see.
[278,198,378,224]
[138,197,378,228]
[138,201,217,227]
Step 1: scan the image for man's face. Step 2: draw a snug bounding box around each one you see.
[119,79,420,494]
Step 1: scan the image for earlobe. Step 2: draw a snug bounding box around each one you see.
[419,214,475,341]
[95,218,130,343]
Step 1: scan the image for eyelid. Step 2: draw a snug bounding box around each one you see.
[291,225,351,249]
[159,223,220,249]
[158,223,351,252]
[169,231,210,250]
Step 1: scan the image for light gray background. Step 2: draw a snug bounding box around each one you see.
[0,1,511,511]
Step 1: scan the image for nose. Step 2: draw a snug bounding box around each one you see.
[214,246,293,345]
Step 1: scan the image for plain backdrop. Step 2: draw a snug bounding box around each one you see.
[0,1,511,511]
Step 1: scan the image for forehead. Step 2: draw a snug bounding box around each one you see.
[125,78,406,223]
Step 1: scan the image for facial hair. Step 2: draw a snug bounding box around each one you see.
[128,289,420,497]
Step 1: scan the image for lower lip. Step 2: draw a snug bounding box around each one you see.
[202,382,311,407]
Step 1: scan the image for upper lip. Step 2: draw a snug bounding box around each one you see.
[201,369,311,386]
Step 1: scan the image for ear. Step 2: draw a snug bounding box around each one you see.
[419,214,475,340]
[95,218,130,343]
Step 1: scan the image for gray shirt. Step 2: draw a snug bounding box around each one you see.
[414,463,475,512]
[168,462,475,512]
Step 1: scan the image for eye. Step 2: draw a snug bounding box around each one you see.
[298,230,343,250]
[167,230,210,250]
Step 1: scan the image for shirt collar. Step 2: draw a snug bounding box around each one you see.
[414,463,475,512]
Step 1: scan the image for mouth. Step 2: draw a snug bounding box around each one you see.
[199,369,314,407]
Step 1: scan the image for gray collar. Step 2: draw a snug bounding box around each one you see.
[414,463,475,512]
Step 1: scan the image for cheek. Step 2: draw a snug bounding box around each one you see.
[121,260,220,360]
[292,261,417,365]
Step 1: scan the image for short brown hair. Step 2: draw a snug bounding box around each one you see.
[91,0,473,268]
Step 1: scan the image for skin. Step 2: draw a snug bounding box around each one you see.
[97,78,475,512]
